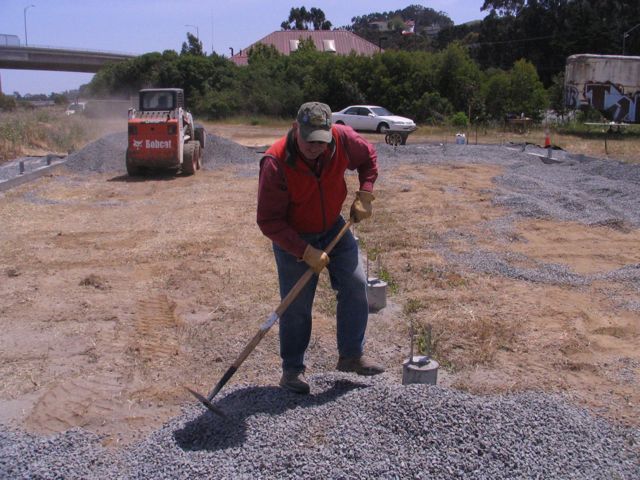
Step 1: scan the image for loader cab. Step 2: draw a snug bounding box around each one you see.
[138,88,185,111]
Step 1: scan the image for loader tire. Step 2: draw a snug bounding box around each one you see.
[195,124,206,150]
[182,141,199,175]
[126,150,143,177]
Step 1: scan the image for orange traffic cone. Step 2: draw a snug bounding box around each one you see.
[544,129,551,148]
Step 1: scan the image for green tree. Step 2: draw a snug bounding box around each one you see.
[85,19,556,126]
[482,68,510,120]
[309,7,332,30]
[547,71,567,119]
[436,43,482,114]
[506,59,548,120]
[281,6,331,30]
[349,5,452,52]
[247,43,282,64]
[481,0,526,16]
[450,111,469,127]
[0,93,17,111]
[181,33,205,56]
[476,1,640,84]
[282,7,307,30]
[242,43,304,116]
[413,91,453,123]
[300,54,365,108]
[51,94,68,105]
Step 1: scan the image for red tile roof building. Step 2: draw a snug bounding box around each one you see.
[229,30,382,66]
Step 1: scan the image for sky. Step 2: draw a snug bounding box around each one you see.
[0,0,488,96]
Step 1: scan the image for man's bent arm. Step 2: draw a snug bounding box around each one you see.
[257,156,307,258]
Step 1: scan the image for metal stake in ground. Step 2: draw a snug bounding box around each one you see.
[186,219,354,416]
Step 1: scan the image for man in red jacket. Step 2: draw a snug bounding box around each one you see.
[257,102,384,394]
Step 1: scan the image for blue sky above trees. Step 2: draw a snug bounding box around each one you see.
[0,0,487,95]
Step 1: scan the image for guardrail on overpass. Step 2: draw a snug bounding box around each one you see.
[0,45,136,73]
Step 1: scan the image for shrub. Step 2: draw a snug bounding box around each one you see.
[413,91,453,124]
[450,111,469,127]
[577,106,604,123]
[0,94,17,112]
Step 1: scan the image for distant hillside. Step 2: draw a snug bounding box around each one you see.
[345,4,455,51]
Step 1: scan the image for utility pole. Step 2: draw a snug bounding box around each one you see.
[24,4,35,46]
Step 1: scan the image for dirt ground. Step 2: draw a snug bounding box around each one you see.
[0,124,638,448]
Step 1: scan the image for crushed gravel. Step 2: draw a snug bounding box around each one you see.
[62,132,259,175]
[2,136,639,478]
[376,142,640,228]
[376,142,640,297]
[1,374,638,480]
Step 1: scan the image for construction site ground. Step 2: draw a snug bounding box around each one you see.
[0,124,638,448]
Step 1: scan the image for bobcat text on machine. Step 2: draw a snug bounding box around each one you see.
[126,88,206,176]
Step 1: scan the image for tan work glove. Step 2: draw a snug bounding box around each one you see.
[350,190,375,223]
[302,244,330,274]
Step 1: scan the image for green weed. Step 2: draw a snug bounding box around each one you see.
[409,320,439,358]
[402,298,424,316]
[377,266,398,295]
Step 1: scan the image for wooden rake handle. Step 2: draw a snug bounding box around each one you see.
[205,218,354,402]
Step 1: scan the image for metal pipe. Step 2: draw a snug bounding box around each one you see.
[185,24,199,41]
[623,23,640,55]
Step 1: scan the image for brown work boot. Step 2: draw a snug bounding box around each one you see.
[336,355,385,376]
[279,371,310,394]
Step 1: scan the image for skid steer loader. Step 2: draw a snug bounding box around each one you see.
[126,88,206,176]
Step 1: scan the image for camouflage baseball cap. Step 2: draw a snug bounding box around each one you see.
[296,102,332,143]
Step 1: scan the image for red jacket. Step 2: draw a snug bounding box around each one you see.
[257,124,377,257]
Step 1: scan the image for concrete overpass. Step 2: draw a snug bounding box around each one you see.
[0,45,136,73]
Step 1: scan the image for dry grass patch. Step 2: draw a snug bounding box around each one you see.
[0,108,122,162]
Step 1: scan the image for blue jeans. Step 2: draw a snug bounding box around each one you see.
[273,216,369,373]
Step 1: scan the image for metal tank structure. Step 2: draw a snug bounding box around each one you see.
[564,54,640,123]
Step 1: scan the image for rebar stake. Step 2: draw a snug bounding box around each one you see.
[366,250,370,280]
[409,323,415,364]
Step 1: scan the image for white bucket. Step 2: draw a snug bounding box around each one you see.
[367,277,387,312]
[402,356,439,385]
[455,133,466,145]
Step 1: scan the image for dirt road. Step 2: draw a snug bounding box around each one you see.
[0,125,638,447]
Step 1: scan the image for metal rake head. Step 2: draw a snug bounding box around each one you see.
[184,386,227,418]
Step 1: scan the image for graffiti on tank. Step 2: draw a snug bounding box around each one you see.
[564,86,579,110]
[583,81,640,123]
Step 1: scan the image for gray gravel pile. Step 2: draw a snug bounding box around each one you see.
[440,248,590,286]
[63,132,259,174]
[200,133,259,169]
[436,242,640,296]
[0,428,108,479]
[1,374,638,479]
[374,142,640,292]
[374,143,520,169]
[375,142,640,228]
[64,132,128,173]
[492,154,640,228]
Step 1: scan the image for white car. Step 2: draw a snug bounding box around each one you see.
[65,102,86,116]
[332,105,416,133]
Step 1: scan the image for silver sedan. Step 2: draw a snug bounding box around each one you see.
[331,105,417,133]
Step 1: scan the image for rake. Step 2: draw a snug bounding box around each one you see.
[186,219,354,416]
